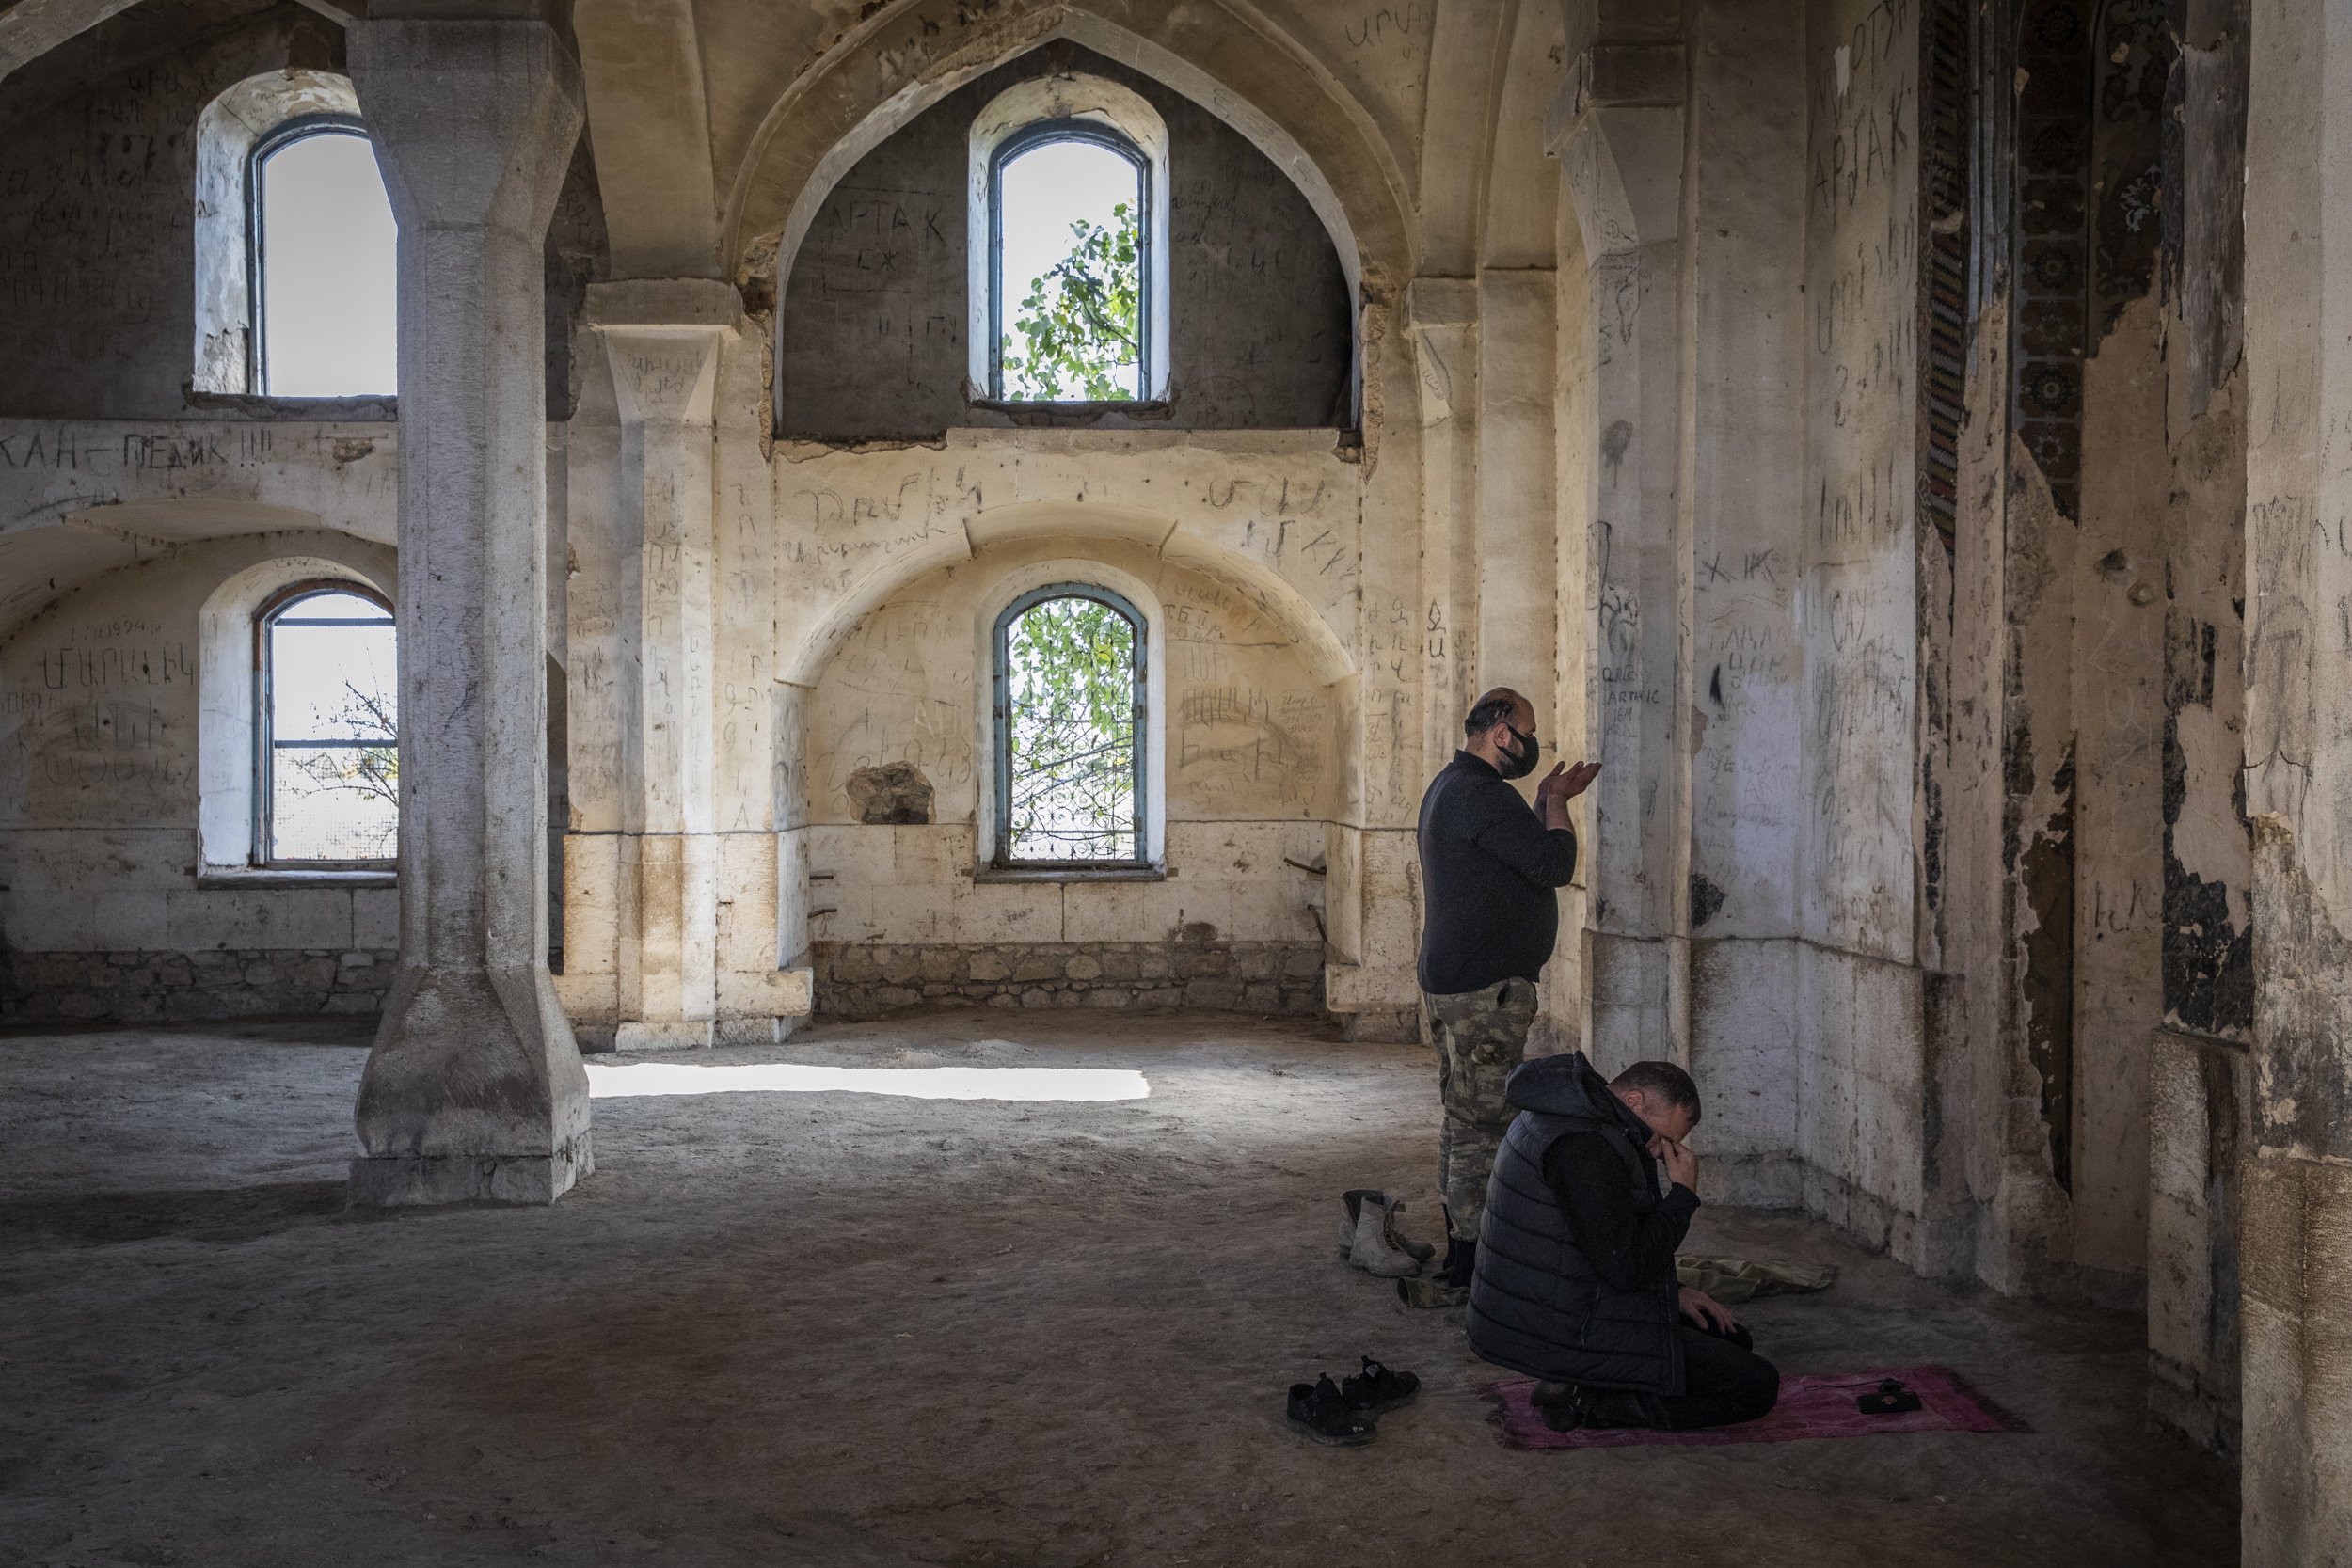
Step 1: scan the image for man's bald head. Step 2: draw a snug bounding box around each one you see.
[1465,688,1534,737]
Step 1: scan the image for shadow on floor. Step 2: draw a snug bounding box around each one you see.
[0,1180,350,1247]
[0,1014,377,1045]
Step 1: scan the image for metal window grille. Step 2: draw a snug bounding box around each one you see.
[992,584,1147,866]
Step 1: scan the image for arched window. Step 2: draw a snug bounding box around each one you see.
[991,126,1148,401]
[993,585,1146,865]
[193,73,398,398]
[968,74,1171,405]
[252,120,399,397]
[256,583,398,865]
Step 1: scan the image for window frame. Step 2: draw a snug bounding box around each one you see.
[986,119,1153,404]
[991,582,1149,870]
[246,112,373,398]
[252,578,398,870]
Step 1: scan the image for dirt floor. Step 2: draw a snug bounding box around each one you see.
[0,1012,2236,1567]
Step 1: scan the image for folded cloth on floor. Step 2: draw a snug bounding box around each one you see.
[1675,1254,1838,1304]
[1485,1364,2029,1451]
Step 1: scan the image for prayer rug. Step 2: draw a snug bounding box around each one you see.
[1485,1365,2031,1451]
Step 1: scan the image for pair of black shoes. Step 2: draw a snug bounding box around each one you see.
[1285,1356,1421,1446]
[1530,1382,1669,1433]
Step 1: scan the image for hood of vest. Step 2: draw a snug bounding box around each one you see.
[1502,1051,1651,1141]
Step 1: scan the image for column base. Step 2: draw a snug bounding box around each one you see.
[352,962,593,1207]
[1338,1007,1420,1043]
[615,1018,714,1052]
[716,1015,787,1046]
[349,1136,593,1207]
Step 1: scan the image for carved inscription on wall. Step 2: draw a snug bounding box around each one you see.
[0,615,194,825]
[1805,0,1922,951]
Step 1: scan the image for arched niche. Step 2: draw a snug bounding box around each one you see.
[733,4,1414,433]
[771,39,1354,438]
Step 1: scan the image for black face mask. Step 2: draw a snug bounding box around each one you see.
[1495,724,1541,780]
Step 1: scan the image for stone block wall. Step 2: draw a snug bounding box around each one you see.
[0,948,400,1022]
[812,940,1325,1019]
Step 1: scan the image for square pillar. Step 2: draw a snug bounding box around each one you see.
[1550,46,1692,1070]
[585,278,738,1052]
[347,16,589,1206]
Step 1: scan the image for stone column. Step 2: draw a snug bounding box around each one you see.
[1475,268,1557,725]
[1405,277,1480,781]
[2239,1,2352,1558]
[586,280,735,1052]
[1549,40,1690,1069]
[347,18,588,1207]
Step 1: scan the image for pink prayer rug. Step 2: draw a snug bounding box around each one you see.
[1485,1365,2031,1451]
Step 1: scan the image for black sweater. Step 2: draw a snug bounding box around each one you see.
[1415,751,1579,993]
[1542,1133,1699,1292]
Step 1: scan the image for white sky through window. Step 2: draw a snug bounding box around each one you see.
[261,131,398,397]
[997,138,1140,398]
[268,590,397,863]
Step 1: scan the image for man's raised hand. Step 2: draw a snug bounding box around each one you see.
[1538,759,1603,803]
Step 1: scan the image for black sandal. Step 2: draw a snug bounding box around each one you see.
[1286,1373,1375,1445]
[1340,1356,1421,1415]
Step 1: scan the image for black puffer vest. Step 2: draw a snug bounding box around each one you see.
[1464,1053,1684,1394]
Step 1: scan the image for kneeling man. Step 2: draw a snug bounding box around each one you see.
[1466,1054,1779,1431]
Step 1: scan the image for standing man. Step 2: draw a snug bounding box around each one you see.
[1410,688,1600,1304]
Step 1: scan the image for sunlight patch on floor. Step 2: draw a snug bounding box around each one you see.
[586,1061,1151,1102]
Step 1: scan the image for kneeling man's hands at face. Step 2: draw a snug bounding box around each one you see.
[1679,1286,1738,1335]
[1650,1133,1699,1193]
[1618,1085,1701,1193]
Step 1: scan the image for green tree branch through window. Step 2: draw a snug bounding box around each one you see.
[1001,199,1141,402]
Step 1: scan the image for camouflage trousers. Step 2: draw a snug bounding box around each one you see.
[1424,975,1537,1243]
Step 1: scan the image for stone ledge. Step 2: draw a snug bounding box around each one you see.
[971,864,1167,883]
[195,868,396,890]
[813,940,1325,1020]
[0,947,400,1023]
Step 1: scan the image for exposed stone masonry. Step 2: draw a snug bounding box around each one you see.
[2,949,400,1022]
[812,941,1325,1019]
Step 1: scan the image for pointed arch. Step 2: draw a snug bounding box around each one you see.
[724,0,1410,305]
[778,501,1355,692]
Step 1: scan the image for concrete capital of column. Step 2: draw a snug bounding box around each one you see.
[348,18,583,240]
[1404,276,1477,336]
[366,1,569,22]
[1550,100,1685,261]
[1547,43,1687,157]
[584,277,742,333]
[587,278,739,430]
